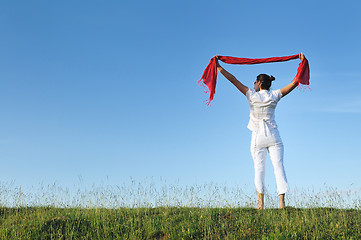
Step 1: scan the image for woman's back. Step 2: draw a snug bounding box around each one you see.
[246,89,282,132]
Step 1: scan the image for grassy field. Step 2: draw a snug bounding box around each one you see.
[1,181,360,239]
[1,206,361,239]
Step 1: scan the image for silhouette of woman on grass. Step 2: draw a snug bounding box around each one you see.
[215,53,305,209]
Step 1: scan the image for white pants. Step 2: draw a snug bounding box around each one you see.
[250,126,288,195]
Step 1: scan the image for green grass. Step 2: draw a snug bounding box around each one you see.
[1,181,360,239]
[1,206,361,239]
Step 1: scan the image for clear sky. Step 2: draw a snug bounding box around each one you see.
[1,0,361,202]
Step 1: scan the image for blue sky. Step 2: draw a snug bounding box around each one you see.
[1,0,361,200]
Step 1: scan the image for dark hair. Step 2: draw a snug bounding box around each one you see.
[256,74,275,90]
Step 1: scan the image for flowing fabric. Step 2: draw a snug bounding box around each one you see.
[198,54,310,105]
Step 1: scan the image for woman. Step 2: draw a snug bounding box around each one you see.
[215,53,304,209]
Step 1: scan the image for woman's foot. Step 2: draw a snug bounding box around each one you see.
[257,192,264,210]
[279,194,285,209]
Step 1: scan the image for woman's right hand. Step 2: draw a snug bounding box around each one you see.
[299,53,305,61]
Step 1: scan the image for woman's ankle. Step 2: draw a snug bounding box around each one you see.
[279,194,285,209]
[257,192,264,210]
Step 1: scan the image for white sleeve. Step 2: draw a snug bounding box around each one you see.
[273,89,283,102]
[246,89,254,101]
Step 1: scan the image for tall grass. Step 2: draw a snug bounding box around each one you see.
[2,179,359,209]
[0,179,360,239]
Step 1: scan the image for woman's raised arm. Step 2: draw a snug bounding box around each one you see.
[280,53,305,97]
[280,81,299,97]
[215,56,249,96]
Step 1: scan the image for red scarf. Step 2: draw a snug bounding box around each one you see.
[198,54,310,105]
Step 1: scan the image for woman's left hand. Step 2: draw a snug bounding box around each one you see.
[215,55,221,68]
